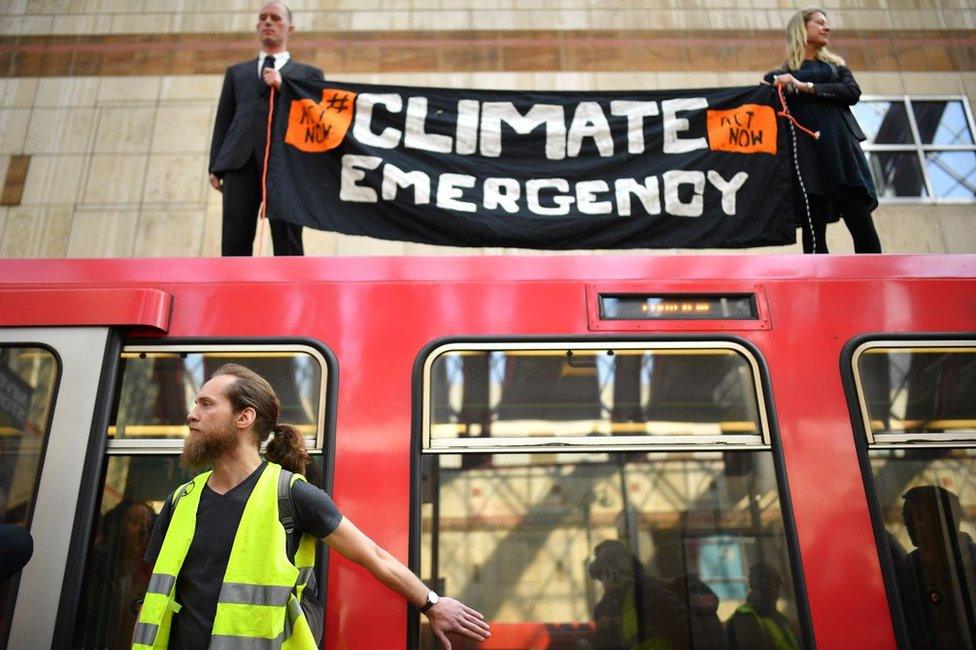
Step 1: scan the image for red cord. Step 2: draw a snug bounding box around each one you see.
[776,83,820,140]
[258,86,276,255]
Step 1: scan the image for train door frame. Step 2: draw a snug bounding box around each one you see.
[843,334,976,649]
[1,327,118,649]
[50,337,339,649]
[407,334,816,650]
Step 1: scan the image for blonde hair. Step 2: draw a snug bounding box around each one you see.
[783,7,845,71]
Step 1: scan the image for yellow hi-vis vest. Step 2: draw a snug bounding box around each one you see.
[621,588,672,650]
[133,463,318,649]
[733,604,801,650]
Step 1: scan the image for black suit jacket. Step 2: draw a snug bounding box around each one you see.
[209,58,323,176]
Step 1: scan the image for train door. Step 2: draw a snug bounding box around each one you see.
[50,341,335,649]
[413,339,813,649]
[848,338,976,649]
[1,327,115,649]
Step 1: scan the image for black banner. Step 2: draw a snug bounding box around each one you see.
[267,79,796,249]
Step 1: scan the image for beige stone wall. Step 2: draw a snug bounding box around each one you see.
[1,1,974,257]
[2,1,974,35]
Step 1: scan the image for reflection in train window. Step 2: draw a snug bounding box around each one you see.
[853,342,976,649]
[0,346,58,643]
[72,344,328,649]
[419,342,804,649]
[109,346,325,446]
[424,343,767,449]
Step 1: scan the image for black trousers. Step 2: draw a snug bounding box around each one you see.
[800,195,882,254]
[221,155,303,256]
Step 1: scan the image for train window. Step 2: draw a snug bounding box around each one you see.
[418,341,806,649]
[423,342,768,451]
[0,346,59,642]
[108,345,326,450]
[852,341,976,649]
[71,344,328,649]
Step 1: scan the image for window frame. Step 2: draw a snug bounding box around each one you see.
[844,333,976,650]
[0,341,63,650]
[410,335,814,650]
[0,341,63,527]
[56,337,338,650]
[856,95,976,204]
[106,342,331,454]
[849,338,976,447]
[420,339,773,453]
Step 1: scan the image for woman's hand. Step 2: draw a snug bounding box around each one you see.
[771,73,814,94]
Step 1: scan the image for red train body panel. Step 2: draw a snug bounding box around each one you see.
[1,253,974,649]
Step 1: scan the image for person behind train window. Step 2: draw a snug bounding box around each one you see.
[587,539,690,650]
[208,2,319,256]
[76,500,156,649]
[727,562,801,650]
[135,364,489,649]
[0,524,32,584]
[764,8,882,255]
[895,485,976,649]
[670,573,725,649]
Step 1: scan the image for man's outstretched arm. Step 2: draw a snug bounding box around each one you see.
[323,517,491,649]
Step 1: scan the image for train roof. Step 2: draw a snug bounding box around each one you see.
[2,253,975,286]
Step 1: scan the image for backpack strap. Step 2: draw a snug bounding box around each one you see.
[277,469,299,560]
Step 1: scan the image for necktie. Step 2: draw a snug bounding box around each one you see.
[262,55,275,75]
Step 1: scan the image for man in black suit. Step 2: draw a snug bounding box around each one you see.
[209,2,322,256]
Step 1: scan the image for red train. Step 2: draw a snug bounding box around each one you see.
[0,253,973,649]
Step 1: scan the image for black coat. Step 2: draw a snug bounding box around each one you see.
[209,58,323,176]
[764,61,877,206]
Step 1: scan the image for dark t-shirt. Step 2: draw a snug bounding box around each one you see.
[144,463,342,649]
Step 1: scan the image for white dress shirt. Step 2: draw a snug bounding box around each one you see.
[257,51,291,77]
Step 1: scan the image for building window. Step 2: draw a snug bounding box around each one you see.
[851,340,976,648]
[853,97,976,202]
[417,341,807,649]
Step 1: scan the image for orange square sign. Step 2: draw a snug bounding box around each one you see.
[285,88,357,153]
[706,104,777,155]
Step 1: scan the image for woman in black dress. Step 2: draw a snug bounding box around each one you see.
[766,8,882,254]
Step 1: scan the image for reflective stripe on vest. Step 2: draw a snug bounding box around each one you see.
[134,464,318,649]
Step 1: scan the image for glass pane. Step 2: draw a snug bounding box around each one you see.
[427,347,762,443]
[857,346,976,438]
[865,151,928,198]
[72,454,326,649]
[853,101,913,145]
[419,451,804,649]
[110,350,322,440]
[0,346,58,644]
[867,448,976,649]
[912,101,975,146]
[925,151,976,199]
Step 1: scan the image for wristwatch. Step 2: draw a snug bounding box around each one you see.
[806,81,814,92]
[420,590,439,613]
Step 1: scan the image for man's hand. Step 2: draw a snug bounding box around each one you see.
[262,67,282,89]
[425,597,490,650]
[209,173,222,192]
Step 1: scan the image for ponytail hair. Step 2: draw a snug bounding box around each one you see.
[265,423,311,475]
